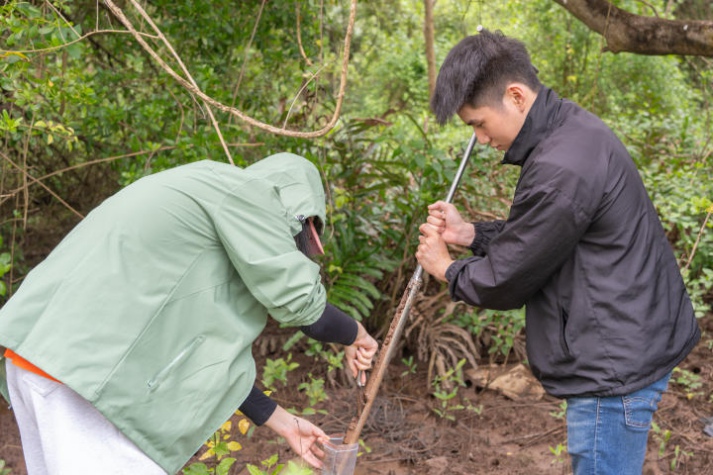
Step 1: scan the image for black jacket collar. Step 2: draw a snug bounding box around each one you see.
[502,87,561,167]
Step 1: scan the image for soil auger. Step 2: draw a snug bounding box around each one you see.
[343,132,478,447]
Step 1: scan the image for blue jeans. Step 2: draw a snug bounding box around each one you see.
[566,372,671,475]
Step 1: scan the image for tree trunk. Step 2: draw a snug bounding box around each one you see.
[552,0,713,57]
[424,0,437,98]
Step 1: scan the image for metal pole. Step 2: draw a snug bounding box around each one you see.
[411,132,478,282]
[343,132,478,446]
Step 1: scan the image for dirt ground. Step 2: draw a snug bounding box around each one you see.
[2,314,713,475]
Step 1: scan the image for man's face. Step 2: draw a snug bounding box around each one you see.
[457,93,528,152]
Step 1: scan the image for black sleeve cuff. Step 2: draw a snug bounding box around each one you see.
[469,220,506,257]
[238,386,278,426]
[300,303,358,345]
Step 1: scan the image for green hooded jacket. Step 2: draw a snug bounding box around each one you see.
[0,153,328,473]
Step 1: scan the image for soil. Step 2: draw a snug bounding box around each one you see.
[2,315,713,475]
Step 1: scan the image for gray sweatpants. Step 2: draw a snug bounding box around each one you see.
[5,360,167,475]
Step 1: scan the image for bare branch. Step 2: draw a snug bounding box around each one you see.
[1,151,84,220]
[283,65,326,129]
[424,0,436,99]
[124,0,234,165]
[6,29,155,55]
[1,142,265,203]
[103,0,358,139]
[230,0,268,120]
[296,2,314,67]
[683,211,711,273]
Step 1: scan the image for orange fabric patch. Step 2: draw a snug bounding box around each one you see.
[4,348,62,383]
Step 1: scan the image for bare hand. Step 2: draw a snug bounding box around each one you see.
[264,406,329,469]
[344,322,378,385]
[426,201,474,247]
[416,221,454,281]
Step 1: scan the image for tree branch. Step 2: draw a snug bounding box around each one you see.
[103,0,358,139]
[424,0,436,99]
[122,0,234,165]
[552,0,713,57]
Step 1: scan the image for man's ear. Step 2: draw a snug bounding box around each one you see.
[505,84,529,112]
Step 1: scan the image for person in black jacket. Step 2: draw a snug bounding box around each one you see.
[416,29,700,475]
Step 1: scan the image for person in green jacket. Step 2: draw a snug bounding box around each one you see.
[0,153,378,474]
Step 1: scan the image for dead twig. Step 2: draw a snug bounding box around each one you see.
[683,210,711,273]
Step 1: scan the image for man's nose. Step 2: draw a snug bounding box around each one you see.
[475,131,489,145]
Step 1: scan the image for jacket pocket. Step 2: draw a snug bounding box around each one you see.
[147,335,206,392]
[559,308,571,356]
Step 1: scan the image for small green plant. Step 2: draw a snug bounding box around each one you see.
[182,458,235,475]
[651,421,672,457]
[431,359,467,421]
[246,455,315,475]
[549,442,567,464]
[453,307,526,361]
[281,460,316,475]
[359,438,372,456]
[245,454,317,475]
[549,401,567,420]
[672,367,704,399]
[298,375,328,415]
[262,354,299,390]
[670,445,693,471]
[246,454,283,475]
[303,340,345,373]
[401,355,418,377]
[182,408,253,475]
[651,421,694,471]
[0,458,12,475]
[464,398,484,416]
[432,384,464,420]
[200,420,243,462]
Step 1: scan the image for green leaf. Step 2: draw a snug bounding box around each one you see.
[182,463,210,475]
[216,458,236,475]
[246,465,263,475]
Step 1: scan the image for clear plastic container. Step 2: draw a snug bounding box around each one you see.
[321,435,359,475]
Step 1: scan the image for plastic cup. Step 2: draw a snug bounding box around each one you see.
[321,435,359,475]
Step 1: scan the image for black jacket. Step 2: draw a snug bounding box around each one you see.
[445,88,700,398]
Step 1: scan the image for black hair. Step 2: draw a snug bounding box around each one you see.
[430,29,542,124]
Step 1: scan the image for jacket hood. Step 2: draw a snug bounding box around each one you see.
[244,153,327,237]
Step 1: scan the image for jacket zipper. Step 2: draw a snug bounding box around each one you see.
[147,335,205,392]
